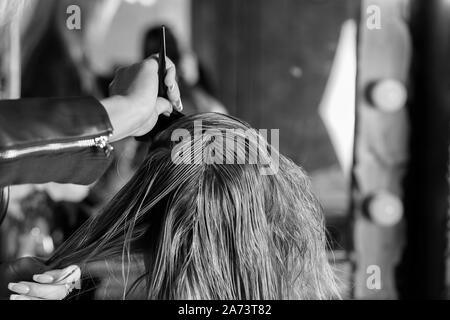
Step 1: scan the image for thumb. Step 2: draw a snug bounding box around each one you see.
[155,97,173,117]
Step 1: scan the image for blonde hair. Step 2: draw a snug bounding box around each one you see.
[48,113,340,300]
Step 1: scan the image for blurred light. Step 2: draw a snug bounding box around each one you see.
[42,236,55,254]
[319,20,357,176]
[370,79,407,113]
[289,66,303,79]
[367,192,403,227]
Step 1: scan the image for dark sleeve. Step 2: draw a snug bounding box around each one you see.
[0,97,114,187]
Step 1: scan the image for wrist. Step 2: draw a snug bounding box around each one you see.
[101,95,143,143]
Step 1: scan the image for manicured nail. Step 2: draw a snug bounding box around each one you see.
[54,265,80,284]
[175,99,183,111]
[10,294,28,300]
[33,274,54,283]
[8,283,30,295]
[168,84,175,92]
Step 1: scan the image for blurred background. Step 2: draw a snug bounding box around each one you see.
[0,0,449,300]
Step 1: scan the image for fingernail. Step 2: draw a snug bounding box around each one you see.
[8,283,30,295]
[175,99,183,111]
[163,112,171,117]
[33,274,54,283]
[10,294,29,300]
[168,84,175,92]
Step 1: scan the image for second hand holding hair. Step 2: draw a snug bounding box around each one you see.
[8,265,81,300]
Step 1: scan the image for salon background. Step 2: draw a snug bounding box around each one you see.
[1,0,448,300]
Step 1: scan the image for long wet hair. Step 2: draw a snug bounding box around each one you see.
[47,113,339,300]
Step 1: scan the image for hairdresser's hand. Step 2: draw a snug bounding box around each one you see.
[102,56,183,142]
[9,265,81,300]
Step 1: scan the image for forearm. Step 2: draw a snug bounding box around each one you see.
[0,97,114,187]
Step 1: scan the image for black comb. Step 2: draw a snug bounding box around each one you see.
[136,25,185,142]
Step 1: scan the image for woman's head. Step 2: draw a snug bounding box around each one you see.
[48,113,339,299]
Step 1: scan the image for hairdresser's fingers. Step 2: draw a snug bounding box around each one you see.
[148,55,182,112]
[10,294,43,300]
[32,265,81,284]
[32,272,58,284]
[146,53,160,63]
[143,55,159,72]
[165,56,175,69]
[156,97,173,116]
[8,282,70,300]
[32,269,66,283]
[164,65,177,90]
[164,58,181,110]
[165,66,182,112]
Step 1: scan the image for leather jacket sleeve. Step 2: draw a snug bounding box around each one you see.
[0,96,114,187]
